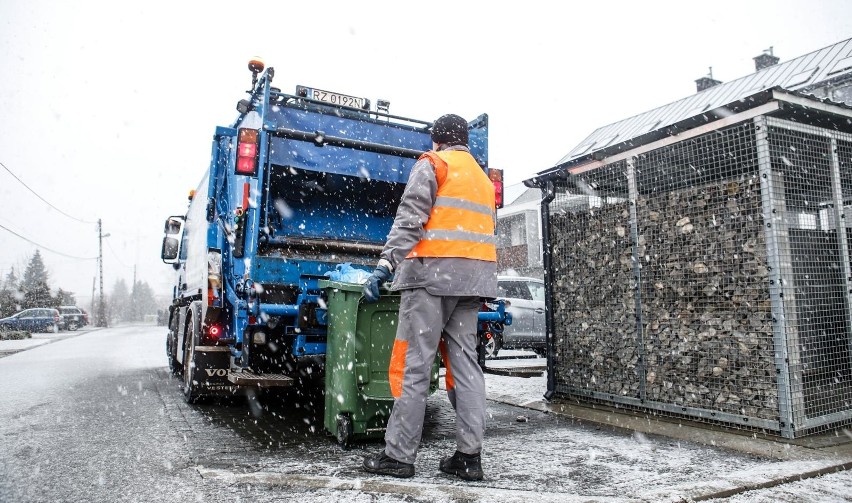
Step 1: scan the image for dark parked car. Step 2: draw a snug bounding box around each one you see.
[0,308,62,333]
[58,306,88,331]
[485,276,546,357]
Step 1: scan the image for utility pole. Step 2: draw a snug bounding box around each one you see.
[97,218,107,327]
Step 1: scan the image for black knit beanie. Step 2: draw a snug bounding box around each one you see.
[431,114,469,146]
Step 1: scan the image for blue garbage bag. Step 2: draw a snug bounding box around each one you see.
[324,263,372,284]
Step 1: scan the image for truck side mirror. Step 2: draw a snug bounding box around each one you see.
[161,237,180,261]
[161,216,185,264]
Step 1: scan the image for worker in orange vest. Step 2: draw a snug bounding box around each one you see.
[362,114,498,481]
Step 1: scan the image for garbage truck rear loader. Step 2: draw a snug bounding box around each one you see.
[160,59,504,411]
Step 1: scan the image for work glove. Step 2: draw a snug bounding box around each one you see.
[363,264,392,303]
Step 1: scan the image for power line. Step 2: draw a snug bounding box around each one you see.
[105,238,133,269]
[0,160,97,224]
[0,222,98,260]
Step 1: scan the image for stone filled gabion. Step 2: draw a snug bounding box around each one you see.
[550,201,638,397]
[550,175,779,422]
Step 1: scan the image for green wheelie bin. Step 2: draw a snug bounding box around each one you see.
[320,280,439,447]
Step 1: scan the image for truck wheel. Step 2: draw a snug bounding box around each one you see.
[336,413,353,449]
[66,321,79,331]
[183,308,202,403]
[167,317,181,376]
[167,337,181,376]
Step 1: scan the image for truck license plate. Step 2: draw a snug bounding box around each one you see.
[310,88,366,109]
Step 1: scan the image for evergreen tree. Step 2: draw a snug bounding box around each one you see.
[130,280,158,322]
[0,268,22,317]
[2,269,19,290]
[54,288,76,307]
[109,278,130,323]
[21,251,54,309]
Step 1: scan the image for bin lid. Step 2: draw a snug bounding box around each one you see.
[319,279,395,296]
[318,279,364,292]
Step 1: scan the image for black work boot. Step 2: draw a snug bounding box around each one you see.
[363,451,415,478]
[439,450,483,481]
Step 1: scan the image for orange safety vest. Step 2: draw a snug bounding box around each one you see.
[406,150,497,262]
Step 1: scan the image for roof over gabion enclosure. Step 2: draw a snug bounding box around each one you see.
[526,87,852,188]
[528,37,852,187]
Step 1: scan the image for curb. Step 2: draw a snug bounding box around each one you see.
[0,343,49,354]
[196,467,639,502]
[486,393,834,461]
[0,339,51,356]
[0,328,100,356]
[684,460,852,502]
[484,366,544,378]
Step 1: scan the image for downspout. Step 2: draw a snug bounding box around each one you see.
[540,180,558,400]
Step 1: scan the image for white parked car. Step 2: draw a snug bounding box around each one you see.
[486,276,546,357]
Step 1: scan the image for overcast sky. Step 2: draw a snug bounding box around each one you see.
[1,0,851,305]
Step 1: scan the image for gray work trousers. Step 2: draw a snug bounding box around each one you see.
[383,288,485,465]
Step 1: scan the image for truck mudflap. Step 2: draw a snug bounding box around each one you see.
[191,346,235,394]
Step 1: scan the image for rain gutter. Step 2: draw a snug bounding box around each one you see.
[540,181,557,400]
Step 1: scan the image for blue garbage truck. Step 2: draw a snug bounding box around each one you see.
[160,58,506,404]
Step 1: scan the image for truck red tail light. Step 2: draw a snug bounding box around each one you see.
[236,128,259,175]
[488,168,504,209]
[202,324,225,345]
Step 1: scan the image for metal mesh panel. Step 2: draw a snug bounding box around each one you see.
[548,161,638,397]
[768,119,852,434]
[635,122,780,422]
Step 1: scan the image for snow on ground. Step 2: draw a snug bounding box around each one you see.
[6,329,851,502]
[484,362,547,405]
[480,366,852,502]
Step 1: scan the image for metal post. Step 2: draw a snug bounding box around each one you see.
[828,136,852,387]
[541,181,557,400]
[626,157,647,400]
[97,218,106,328]
[754,116,796,438]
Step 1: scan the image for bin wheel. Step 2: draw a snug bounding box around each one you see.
[336,413,353,449]
[484,333,501,359]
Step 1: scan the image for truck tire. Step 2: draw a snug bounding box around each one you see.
[183,302,203,403]
[66,321,79,331]
[166,315,181,376]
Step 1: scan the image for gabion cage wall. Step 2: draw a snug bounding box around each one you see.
[548,115,852,438]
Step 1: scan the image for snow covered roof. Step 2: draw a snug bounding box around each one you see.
[525,86,852,189]
[502,183,541,207]
[543,37,852,175]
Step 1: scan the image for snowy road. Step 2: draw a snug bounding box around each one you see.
[0,325,850,502]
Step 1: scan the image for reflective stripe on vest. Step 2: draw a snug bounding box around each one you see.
[407,150,497,261]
